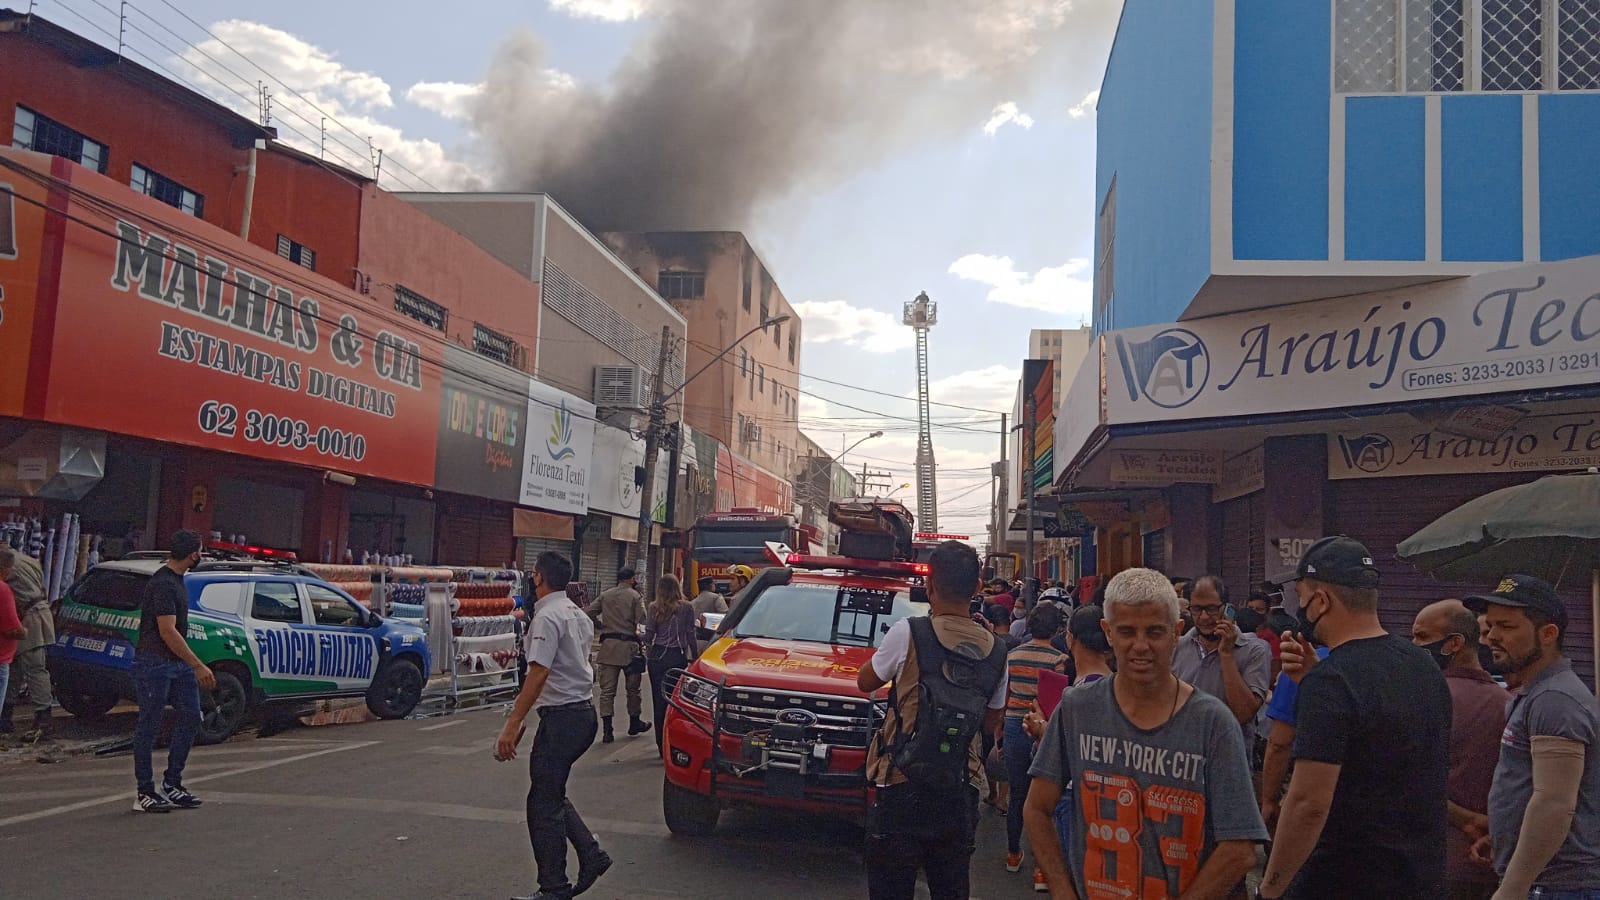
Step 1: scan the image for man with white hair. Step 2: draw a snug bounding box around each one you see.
[1025,567,1267,899]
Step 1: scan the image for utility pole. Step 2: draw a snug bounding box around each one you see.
[1024,395,1038,609]
[633,325,673,594]
[996,412,1008,577]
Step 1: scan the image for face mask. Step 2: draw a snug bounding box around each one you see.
[1417,636,1457,669]
[1296,591,1326,644]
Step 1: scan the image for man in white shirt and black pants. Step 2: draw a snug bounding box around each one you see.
[496,551,612,900]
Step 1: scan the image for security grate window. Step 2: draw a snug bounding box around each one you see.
[13,106,107,173]
[1559,0,1600,89]
[395,285,447,332]
[657,270,705,300]
[131,163,203,217]
[544,260,684,389]
[276,235,316,271]
[1481,0,1544,90]
[473,323,517,367]
[1336,0,1600,92]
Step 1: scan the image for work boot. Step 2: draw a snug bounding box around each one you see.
[25,707,51,742]
[0,702,14,735]
[601,716,614,744]
[628,716,651,736]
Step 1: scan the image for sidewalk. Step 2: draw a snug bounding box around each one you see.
[0,703,139,769]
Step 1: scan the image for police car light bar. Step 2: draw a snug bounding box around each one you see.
[788,554,929,577]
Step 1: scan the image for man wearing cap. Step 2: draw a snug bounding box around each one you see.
[586,568,650,745]
[1411,599,1507,900]
[1465,575,1600,899]
[1257,536,1450,900]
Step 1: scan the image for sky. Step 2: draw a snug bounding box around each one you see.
[43,0,1122,541]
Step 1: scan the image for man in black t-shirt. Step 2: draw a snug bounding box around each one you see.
[1257,536,1450,900]
[131,530,214,814]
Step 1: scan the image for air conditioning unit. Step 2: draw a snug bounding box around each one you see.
[594,366,647,409]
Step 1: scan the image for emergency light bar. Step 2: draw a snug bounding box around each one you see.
[764,542,928,578]
[205,540,299,562]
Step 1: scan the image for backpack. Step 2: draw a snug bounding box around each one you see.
[885,616,1009,793]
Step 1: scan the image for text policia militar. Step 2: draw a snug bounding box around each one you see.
[109,220,422,421]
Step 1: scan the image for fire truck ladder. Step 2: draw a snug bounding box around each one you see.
[903,292,938,533]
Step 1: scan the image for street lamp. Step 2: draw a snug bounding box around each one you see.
[840,431,884,461]
[887,482,912,498]
[633,314,792,584]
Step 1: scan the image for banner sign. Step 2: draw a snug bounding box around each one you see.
[1105,254,1600,424]
[590,422,669,521]
[1108,449,1221,485]
[0,152,52,419]
[33,157,442,485]
[1215,446,1266,502]
[436,345,527,502]
[1328,412,1600,479]
[521,379,594,515]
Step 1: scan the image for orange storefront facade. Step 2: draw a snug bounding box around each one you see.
[0,148,454,558]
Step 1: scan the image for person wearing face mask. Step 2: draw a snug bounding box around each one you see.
[1255,536,1450,900]
[1411,599,1507,900]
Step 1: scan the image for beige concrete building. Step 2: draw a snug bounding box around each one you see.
[602,232,801,483]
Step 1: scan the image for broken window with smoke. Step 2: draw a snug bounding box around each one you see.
[657,270,705,300]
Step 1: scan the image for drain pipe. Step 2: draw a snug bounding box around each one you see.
[238,139,263,239]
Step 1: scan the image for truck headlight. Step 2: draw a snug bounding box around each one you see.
[676,674,719,712]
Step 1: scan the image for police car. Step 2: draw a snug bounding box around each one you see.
[48,556,430,744]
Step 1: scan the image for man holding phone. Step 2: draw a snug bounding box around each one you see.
[1172,575,1273,745]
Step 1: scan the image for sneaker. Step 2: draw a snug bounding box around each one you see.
[1005,852,1023,873]
[573,850,612,896]
[162,783,203,809]
[134,791,173,813]
[1034,866,1049,892]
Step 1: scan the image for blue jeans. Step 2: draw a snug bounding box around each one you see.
[132,658,202,793]
[0,662,9,712]
[1003,716,1035,855]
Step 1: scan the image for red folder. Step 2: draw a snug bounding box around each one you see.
[1037,668,1070,721]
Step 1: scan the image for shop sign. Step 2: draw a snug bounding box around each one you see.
[1328,412,1600,479]
[521,379,594,515]
[0,153,52,419]
[435,345,527,502]
[1215,446,1266,502]
[589,423,670,521]
[1105,253,1600,424]
[1108,449,1221,485]
[14,457,46,481]
[30,157,442,485]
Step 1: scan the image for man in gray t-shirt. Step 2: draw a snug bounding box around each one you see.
[1468,576,1600,896]
[1171,576,1273,745]
[1026,568,1267,899]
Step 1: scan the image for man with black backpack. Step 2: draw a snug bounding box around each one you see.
[857,540,1009,900]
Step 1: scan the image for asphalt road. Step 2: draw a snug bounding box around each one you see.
[0,712,1040,899]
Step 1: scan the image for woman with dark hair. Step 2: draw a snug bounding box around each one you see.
[643,574,697,755]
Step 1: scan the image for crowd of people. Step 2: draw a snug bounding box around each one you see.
[868,537,1600,900]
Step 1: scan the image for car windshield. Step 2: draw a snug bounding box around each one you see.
[732,581,927,648]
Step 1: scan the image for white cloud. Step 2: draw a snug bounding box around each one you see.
[982,101,1035,136]
[174,20,484,191]
[792,300,915,353]
[1068,89,1100,119]
[550,0,654,21]
[928,365,1021,414]
[948,254,1092,318]
[405,81,482,121]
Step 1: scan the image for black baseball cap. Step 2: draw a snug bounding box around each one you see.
[1463,574,1567,628]
[1270,536,1380,589]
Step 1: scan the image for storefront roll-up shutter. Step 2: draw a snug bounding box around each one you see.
[1217,495,1252,593]
[1142,530,1167,576]
[436,496,514,568]
[1247,491,1265,592]
[1330,471,1594,689]
[520,538,573,571]
[579,515,615,585]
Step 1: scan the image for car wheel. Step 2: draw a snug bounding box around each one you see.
[662,777,720,836]
[365,658,424,719]
[56,689,119,720]
[196,669,250,745]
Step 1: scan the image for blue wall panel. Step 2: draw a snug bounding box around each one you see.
[1441,95,1522,262]
[1540,95,1600,261]
[1345,96,1425,261]
[1232,0,1329,260]
[1094,0,1214,330]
